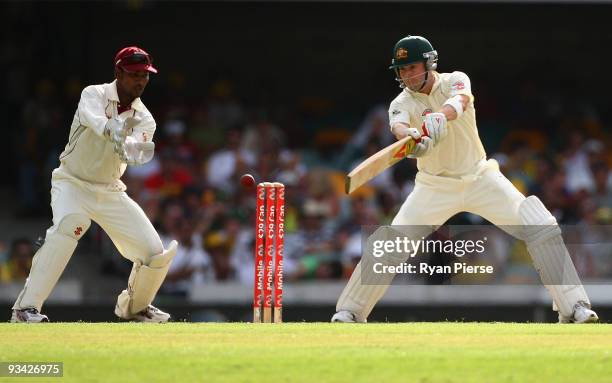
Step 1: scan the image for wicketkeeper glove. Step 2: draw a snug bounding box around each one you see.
[104,116,142,162]
[104,117,127,144]
[124,137,155,166]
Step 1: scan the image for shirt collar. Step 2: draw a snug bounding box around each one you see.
[130,97,146,113]
[105,80,145,112]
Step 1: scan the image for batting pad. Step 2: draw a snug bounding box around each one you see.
[519,196,590,317]
[336,225,433,321]
[13,214,90,311]
[116,240,178,318]
[336,261,382,322]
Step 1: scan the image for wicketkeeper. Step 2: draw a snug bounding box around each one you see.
[11,46,177,323]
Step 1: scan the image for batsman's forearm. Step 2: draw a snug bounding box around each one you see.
[439,104,458,121]
[439,94,469,121]
[391,123,412,140]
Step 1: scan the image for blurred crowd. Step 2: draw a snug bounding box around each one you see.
[2,74,611,292]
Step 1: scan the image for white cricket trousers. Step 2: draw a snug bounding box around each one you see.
[392,159,589,316]
[392,159,525,227]
[13,168,163,310]
[336,158,590,320]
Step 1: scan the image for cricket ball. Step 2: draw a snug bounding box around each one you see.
[240,173,256,189]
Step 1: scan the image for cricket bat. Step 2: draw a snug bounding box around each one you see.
[345,135,418,194]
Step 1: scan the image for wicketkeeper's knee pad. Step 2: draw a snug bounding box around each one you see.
[13,213,90,310]
[116,240,178,318]
[519,196,589,316]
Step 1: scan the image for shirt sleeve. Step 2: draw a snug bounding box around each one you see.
[388,100,410,129]
[77,86,108,137]
[448,71,474,103]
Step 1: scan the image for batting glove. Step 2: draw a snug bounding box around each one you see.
[423,112,448,146]
[408,136,434,158]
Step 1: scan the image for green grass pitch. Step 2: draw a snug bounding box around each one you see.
[1,323,611,382]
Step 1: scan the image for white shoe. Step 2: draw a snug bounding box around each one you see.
[559,301,599,324]
[11,308,49,323]
[331,310,366,323]
[115,305,171,323]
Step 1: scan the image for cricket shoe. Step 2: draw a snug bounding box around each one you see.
[115,305,171,323]
[331,310,366,323]
[559,301,599,324]
[10,308,49,323]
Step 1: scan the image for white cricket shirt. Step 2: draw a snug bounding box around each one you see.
[57,80,156,189]
[388,71,486,177]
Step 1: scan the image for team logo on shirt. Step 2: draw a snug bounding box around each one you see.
[396,48,408,59]
[421,108,433,116]
[452,81,465,91]
[74,227,83,236]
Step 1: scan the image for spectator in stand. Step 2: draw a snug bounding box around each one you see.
[206,80,245,140]
[206,127,255,193]
[161,217,210,296]
[277,149,307,188]
[336,197,379,277]
[204,231,235,281]
[591,161,612,209]
[0,239,34,283]
[339,105,393,169]
[527,155,555,198]
[539,168,574,223]
[0,241,7,264]
[241,111,286,157]
[376,190,399,225]
[17,79,64,216]
[302,169,340,228]
[0,241,9,282]
[283,200,337,280]
[158,118,200,167]
[145,149,194,198]
[563,131,595,194]
[229,223,257,285]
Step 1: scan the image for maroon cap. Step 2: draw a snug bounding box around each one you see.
[114,46,158,74]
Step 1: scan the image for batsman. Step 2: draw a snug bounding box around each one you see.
[11,46,177,323]
[332,35,599,324]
